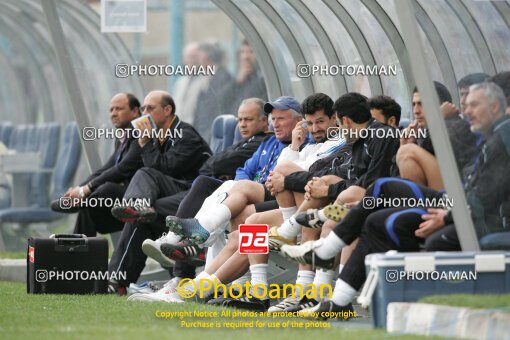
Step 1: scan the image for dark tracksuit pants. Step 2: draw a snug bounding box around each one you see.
[331,178,459,290]
[73,182,127,237]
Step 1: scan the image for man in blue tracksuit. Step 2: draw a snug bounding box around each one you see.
[166,96,307,246]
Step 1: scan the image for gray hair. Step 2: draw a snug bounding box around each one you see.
[240,97,266,118]
[268,108,302,122]
[470,82,507,115]
[289,108,302,118]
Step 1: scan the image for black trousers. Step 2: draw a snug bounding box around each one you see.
[425,224,460,251]
[332,178,444,244]
[108,175,224,284]
[335,178,461,290]
[124,167,190,203]
[73,182,126,237]
[340,207,426,290]
[108,168,191,285]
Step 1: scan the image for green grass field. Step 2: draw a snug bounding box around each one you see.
[420,294,510,311]
[0,281,434,340]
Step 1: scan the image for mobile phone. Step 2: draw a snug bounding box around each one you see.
[301,122,308,129]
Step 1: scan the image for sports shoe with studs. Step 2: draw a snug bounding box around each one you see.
[268,226,297,251]
[267,295,301,313]
[209,296,269,311]
[294,209,324,229]
[127,277,184,303]
[111,204,157,223]
[298,300,355,320]
[160,242,206,267]
[166,216,210,245]
[280,239,335,270]
[141,232,182,268]
[323,204,350,222]
[285,296,320,312]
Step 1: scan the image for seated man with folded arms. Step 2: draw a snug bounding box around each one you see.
[281,82,510,318]
[51,93,144,237]
[300,81,477,230]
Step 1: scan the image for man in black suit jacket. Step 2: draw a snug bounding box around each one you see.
[51,93,144,236]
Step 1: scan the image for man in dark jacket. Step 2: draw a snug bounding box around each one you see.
[108,97,269,293]
[110,90,212,222]
[51,93,144,236]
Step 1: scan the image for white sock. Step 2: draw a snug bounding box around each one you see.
[314,232,346,259]
[280,206,297,220]
[231,271,250,288]
[295,270,315,297]
[196,203,231,233]
[161,231,181,244]
[312,269,335,295]
[190,271,211,291]
[318,209,327,222]
[277,216,302,239]
[189,272,221,298]
[338,264,345,274]
[249,264,268,298]
[331,278,357,306]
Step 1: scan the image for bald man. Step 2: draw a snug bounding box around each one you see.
[51,93,144,237]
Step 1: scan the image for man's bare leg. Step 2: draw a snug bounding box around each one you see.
[396,144,444,190]
[230,204,256,232]
[335,186,366,206]
[213,210,282,283]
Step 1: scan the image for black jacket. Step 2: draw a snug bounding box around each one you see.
[445,116,478,173]
[81,133,143,191]
[198,132,269,180]
[464,116,510,235]
[139,116,212,181]
[327,119,400,201]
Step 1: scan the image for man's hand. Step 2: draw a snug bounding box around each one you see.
[291,121,307,151]
[304,177,329,199]
[415,208,448,238]
[236,60,253,84]
[66,186,81,199]
[137,118,153,147]
[266,171,285,195]
[440,102,459,119]
[400,121,418,145]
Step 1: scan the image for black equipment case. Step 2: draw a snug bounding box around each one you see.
[27,234,108,294]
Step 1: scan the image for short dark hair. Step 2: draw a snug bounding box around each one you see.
[458,73,490,89]
[161,93,176,115]
[368,95,401,125]
[125,93,141,111]
[489,71,510,103]
[333,92,371,124]
[301,93,334,118]
[413,81,452,104]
